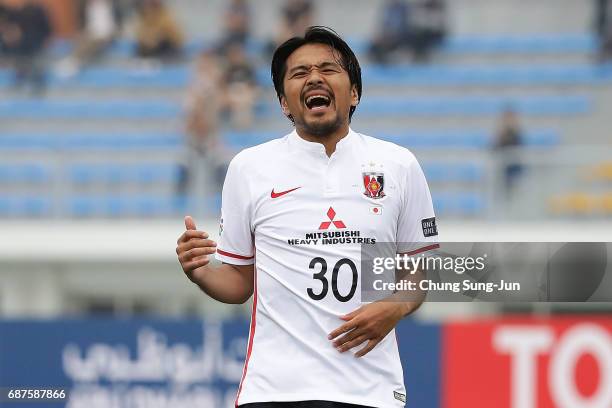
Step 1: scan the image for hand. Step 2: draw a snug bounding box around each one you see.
[176,216,217,282]
[328,302,414,358]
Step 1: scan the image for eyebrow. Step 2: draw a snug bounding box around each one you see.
[287,61,342,75]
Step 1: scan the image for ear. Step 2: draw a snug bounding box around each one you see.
[280,95,290,116]
[350,85,359,107]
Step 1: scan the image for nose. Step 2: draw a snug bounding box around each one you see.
[306,68,324,86]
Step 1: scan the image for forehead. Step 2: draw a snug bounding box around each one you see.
[286,43,343,68]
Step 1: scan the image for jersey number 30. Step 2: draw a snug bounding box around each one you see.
[307,257,358,302]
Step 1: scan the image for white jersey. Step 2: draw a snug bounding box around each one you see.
[216,129,439,408]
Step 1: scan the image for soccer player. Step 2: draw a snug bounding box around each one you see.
[176,26,438,408]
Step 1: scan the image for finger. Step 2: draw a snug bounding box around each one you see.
[185,216,197,231]
[180,247,217,263]
[183,257,210,271]
[177,230,209,244]
[337,335,369,353]
[178,239,217,252]
[355,339,379,358]
[176,239,217,257]
[333,327,366,349]
[328,319,359,340]
[340,307,362,321]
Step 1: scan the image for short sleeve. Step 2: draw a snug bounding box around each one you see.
[215,156,255,265]
[396,158,439,255]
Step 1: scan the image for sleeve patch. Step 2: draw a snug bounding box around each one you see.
[421,217,438,237]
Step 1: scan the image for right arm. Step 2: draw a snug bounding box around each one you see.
[176,217,254,304]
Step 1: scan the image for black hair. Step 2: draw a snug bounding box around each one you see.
[271,26,362,122]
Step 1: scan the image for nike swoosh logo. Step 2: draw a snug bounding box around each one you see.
[271,187,301,199]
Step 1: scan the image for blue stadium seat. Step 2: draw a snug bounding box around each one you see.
[223,131,280,149]
[61,133,183,150]
[361,64,612,86]
[440,34,597,54]
[0,100,180,119]
[0,135,56,150]
[422,163,485,183]
[68,163,182,185]
[378,131,489,148]
[0,66,187,88]
[66,193,219,217]
[352,95,590,117]
[0,164,50,183]
[433,192,486,215]
[0,196,52,217]
[379,129,560,148]
[68,194,177,217]
[0,133,183,150]
[53,66,189,88]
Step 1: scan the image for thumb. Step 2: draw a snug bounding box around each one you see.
[184,215,197,231]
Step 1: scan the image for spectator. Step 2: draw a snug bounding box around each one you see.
[134,0,183,61]
[594,0,612,62]
[410,0,446,62]
[0,2,10,54]
[184,51,223,156]
[281,0,313,39]
[219,0,250,49]
[368,0,412,64]
[0,0,52,94]
[494,108,524,194]
[56,0,121,77]
[265,0,314,58]
[222,41,258,129]
[179,50,226,195]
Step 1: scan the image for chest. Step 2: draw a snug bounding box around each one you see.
[249,156,404,241]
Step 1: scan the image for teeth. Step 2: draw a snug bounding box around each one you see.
[306,95,330,104]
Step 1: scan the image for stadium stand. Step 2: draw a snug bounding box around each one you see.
[0,0,610,220]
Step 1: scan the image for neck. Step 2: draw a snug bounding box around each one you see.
[295,123,350,157]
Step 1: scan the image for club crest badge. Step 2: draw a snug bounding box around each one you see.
[363,172,385,199]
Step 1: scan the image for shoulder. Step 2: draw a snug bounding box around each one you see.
[227,134,289,170]
[355,132,420,168]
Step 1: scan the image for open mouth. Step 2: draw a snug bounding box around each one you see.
[305,94,332,111]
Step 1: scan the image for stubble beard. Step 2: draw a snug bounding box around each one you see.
[297,112,345,139]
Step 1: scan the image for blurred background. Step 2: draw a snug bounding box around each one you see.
[0,0,611,407]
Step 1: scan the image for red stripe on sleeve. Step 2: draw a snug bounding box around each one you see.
[400,243,440,256]
[217,248,254,260]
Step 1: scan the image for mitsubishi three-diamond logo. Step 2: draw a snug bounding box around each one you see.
[319,207,346,230]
